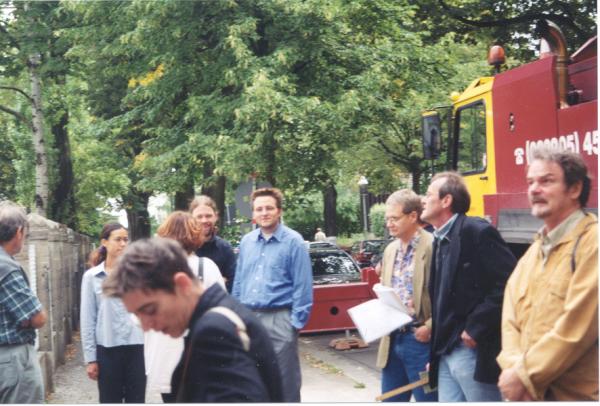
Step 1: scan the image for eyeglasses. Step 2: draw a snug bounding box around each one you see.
[384,214,408,223]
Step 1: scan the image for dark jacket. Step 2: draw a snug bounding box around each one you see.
[169,284,283,403]
[196,235,237,293]
[429,214,516,386]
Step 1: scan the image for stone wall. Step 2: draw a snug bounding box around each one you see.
[14,213,94,395]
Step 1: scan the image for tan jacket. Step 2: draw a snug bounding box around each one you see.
[497,213,598,400]
[376,228,433,368]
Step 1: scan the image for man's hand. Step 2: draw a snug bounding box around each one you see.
[86,362,99,381]
[498,367,532,401]
[414,325,431,343]
[460,330,477,348]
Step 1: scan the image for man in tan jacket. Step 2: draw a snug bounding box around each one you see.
[497,148,598,401]
[376,189,437,402]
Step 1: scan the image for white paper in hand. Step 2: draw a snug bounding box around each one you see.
[347,284,413,343]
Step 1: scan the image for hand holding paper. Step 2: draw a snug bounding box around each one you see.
[347,283,413,343]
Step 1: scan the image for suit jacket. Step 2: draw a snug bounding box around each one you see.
[376,228,433,368]
[429,214,516,386]
[170,284,283,403]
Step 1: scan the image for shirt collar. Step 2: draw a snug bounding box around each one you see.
[433,213,459,241]
[0,245,11,259]
[257,223,283,242]
[540,209,586,248]
[92,262,107,277]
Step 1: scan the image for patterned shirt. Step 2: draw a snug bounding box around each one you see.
[0,264,42,345]
[391,234,421,315]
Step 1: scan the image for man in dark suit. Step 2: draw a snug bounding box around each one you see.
[102,237,283,403]
[421,171,516,402]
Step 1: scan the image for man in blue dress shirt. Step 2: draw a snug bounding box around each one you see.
[233,187,313,402]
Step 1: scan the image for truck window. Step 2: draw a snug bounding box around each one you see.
[455,102,486,173]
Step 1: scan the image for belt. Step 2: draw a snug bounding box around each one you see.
[396,321,423,334]
[250,306,290,313]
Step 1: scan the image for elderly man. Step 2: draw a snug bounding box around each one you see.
[376,189,437,402]
[0,201,47,403]
[421,172,516,401]
[102,237,283,402]
[497,149,598,401]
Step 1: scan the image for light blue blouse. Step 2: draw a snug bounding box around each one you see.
[80,262,144,363]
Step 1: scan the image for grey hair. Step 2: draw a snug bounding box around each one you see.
[0,201,28,243]
[386,189,423,216]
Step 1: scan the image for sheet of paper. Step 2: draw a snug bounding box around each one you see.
[347,298,413,343]
[372,283,411,314]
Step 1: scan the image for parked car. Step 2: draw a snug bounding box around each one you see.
[368,238,394,267]
[350,239,388,268]
[309,244,362,285]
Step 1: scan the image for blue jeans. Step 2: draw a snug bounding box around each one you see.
[381,330,438,402]
[438,343,502,402]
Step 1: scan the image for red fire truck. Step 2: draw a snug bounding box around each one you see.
[422,21,597,251]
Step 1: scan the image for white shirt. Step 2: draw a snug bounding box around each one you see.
[144,254,225,393]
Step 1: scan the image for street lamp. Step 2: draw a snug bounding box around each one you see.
[358,176,369,236]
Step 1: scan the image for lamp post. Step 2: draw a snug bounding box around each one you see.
[358,176,369,237]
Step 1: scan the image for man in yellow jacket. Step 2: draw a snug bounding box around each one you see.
[497,148,598,401]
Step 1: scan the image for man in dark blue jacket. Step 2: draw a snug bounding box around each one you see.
[190,195,237,292]
[103,237,282,403]
[421,172,516,402]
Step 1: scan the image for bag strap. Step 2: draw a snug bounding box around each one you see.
[571,218,597,273]
[197,257,204,281]
[174,305,250,402]
[208,306,251,351]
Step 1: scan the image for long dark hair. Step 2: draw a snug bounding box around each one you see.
[87,223,127,268]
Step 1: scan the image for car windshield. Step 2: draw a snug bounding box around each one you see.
[311,251,359,276]
[364,240,385,252]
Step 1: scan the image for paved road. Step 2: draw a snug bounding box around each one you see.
[46,330,382,403]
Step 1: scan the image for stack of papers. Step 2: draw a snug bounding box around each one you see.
[347,283,413,343]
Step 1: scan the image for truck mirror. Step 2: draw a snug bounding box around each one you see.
[422,112,441,159]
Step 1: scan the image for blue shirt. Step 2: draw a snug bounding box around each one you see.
[232,224,313,329]
[80,262,144,363]
[433,213,459,242]
[0,248,42,345]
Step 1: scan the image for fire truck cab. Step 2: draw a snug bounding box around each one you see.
[422,21,598,248]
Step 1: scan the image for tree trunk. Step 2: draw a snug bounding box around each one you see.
[323,181,337,237]
[201,162,227,225]
[49,108,77,228]
[29,53,49,216]
[174,176,194,210]
[125,190,151,241]
[411,165,421,194]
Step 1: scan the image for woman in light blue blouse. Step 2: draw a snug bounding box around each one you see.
[80,223,145,403]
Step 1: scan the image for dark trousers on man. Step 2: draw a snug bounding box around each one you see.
[97,344,146,403]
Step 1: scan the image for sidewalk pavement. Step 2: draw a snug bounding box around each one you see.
[46,331,382,403]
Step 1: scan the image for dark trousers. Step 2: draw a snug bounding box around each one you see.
[97,345,146,403]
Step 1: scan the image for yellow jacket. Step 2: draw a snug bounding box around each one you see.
[497,213,598,400]
[376,228,433,369]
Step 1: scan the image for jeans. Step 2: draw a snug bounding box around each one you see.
[438,343,502,402]
[97,344,146,403]
[381,330,438,402]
